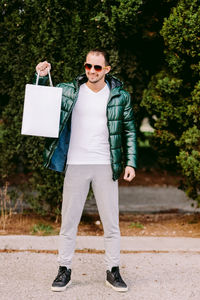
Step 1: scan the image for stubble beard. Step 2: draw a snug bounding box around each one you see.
[87,73,105,84]
[88,78,99,84]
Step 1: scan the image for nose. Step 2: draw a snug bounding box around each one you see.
[90,66,96,73]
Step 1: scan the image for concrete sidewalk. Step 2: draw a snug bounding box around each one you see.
[1,235,200,253]
[1,236,200,300]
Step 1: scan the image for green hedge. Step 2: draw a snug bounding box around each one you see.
[142,0,200,202]
[0,0,145,216]
[2,0,197,216]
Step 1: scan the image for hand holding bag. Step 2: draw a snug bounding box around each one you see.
[21,70,62,138]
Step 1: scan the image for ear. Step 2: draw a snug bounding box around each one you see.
[105,66,111,74]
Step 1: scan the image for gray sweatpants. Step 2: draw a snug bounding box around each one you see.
[57,164,120,271]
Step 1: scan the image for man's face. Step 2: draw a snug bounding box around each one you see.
[85,53,110,84]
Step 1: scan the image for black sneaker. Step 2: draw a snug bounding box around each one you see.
[51,266,72,292]
[106,266,128,292]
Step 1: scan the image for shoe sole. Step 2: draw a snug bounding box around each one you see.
[105,280,128,292]
[51,280,72,292]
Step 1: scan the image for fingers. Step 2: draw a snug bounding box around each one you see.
[36,61,51,76]
[123,167,136,182]
[124,173,133,182]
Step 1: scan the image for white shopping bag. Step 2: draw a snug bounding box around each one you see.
[21,70,62,138]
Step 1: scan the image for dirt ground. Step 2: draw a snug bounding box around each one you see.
[1,212,200,238]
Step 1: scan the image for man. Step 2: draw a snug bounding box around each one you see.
[35,49,137,292]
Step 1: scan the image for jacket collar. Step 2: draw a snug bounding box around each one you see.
[74,73,123,92]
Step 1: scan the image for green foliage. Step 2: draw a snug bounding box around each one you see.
[0,0,106,215]
[93,0,143,31]
[128,222,144,229]
[31,223,54,235]
[142,0,200,202]
[161,0,200,58]
[3,0,195,216]
[1,0,146,216]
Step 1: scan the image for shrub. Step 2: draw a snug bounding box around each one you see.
[1,0,182,216]
[142,0,200,202]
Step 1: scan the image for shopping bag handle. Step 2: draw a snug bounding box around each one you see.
[36,68,53,87]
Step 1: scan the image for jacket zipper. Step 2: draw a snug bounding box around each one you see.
[106,90,120,181]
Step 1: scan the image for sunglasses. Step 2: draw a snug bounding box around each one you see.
[84,63,107,72]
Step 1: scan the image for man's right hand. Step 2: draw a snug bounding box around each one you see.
[36,61,51,76]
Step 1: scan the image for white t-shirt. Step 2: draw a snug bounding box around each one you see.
[66,83,111,164]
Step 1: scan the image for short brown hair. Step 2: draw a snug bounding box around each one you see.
[86,48,110,66]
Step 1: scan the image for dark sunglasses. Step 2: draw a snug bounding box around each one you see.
[84,63,107,72]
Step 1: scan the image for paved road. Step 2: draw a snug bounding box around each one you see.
[1,236,200,300]
[1,251,200,300]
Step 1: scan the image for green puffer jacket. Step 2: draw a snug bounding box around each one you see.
[35,73,137,180]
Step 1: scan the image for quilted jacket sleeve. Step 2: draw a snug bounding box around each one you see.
[122,92,137,168]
